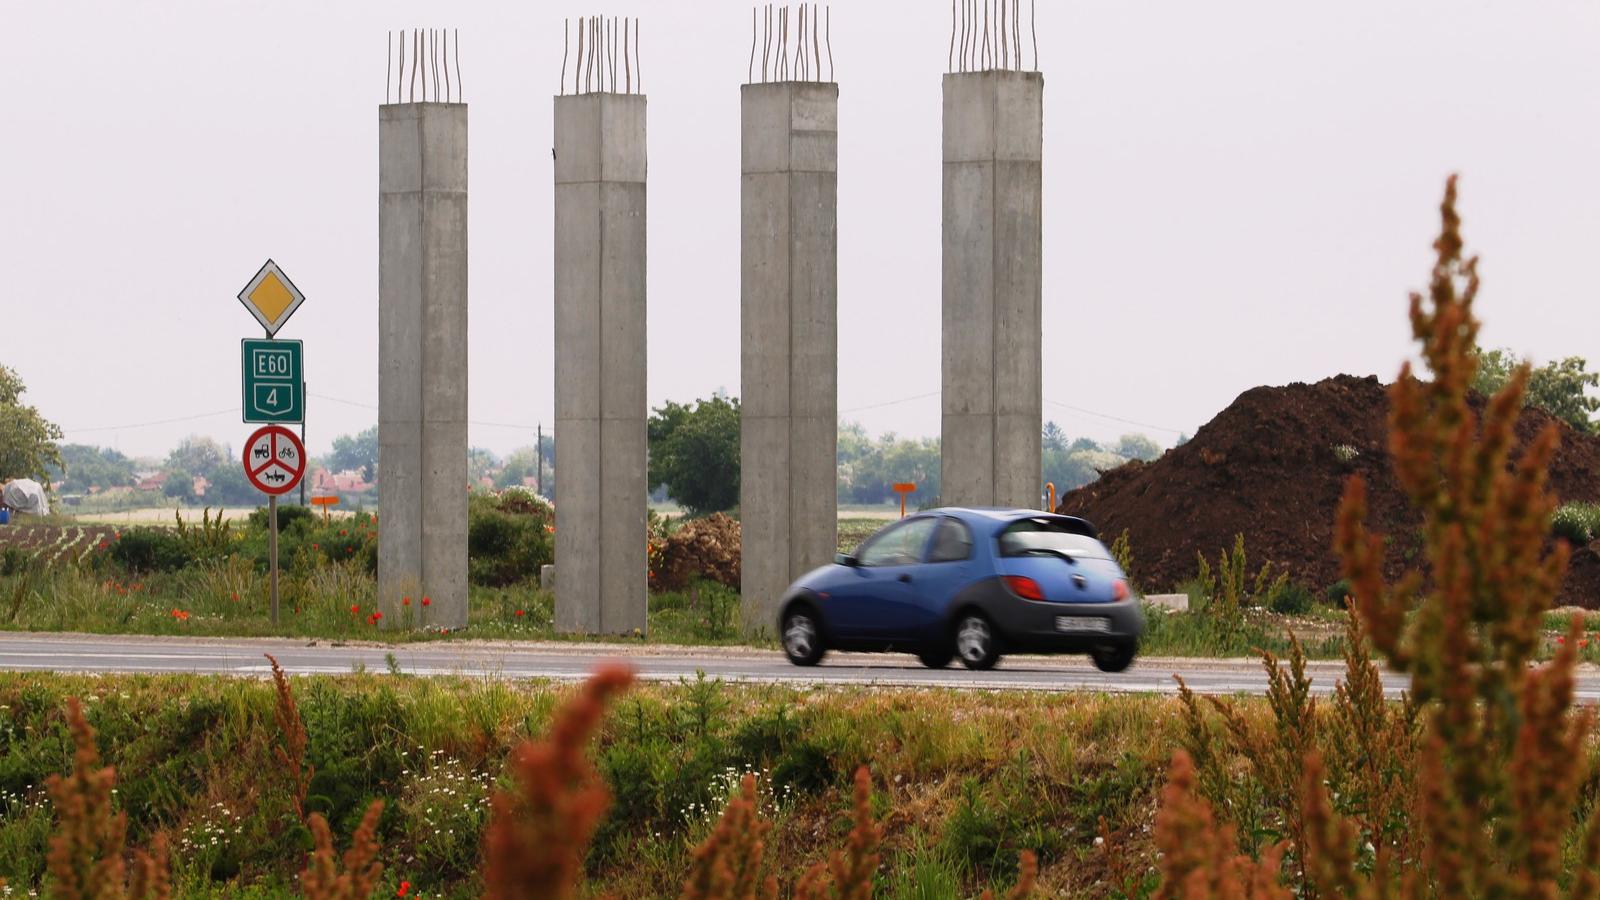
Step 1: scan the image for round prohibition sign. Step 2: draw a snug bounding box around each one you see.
[243,425,307,496]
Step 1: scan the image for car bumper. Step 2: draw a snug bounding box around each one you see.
[987,595,1145,652]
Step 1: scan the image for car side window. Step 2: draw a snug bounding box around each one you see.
[856,517,938,567]
[927,518,974,563]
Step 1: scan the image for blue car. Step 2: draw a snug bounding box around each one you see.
[777,509,1145,672]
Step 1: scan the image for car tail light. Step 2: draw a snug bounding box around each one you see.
[1113,579,1129,601]
[1005,576,1045,601]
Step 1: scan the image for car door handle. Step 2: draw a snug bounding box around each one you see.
[898,574,912,584]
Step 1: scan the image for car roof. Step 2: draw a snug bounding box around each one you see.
[922,507,1100,538]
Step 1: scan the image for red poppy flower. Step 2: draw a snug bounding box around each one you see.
[351,604,360,614]
[403,597,412,606]
[312,543,320,550]
[421,597,431,607]
[397,881,410,897]
[340,530,348,536]
[515,609,525,617]
[231,592,239,602]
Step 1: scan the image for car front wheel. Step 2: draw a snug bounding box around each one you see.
[1091,642,1137,673]
[955,613,1000,670]
[782,606,826,666]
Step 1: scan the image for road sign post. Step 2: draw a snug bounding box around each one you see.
[244,425,307,625]
[892,482,918,519]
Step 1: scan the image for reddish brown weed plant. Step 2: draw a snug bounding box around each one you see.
[300,800,385,900]
[793,766,882,900]
[266,652,314,823]
[1152,751,1287,900]
[1152,176,1600,896]
[481,662,636,900]
[680,773,779,900]
[44,697,170,900]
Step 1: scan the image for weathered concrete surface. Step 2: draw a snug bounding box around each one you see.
[741,82,838,636]
[379,102,469,629]
[554,93,648,636]
[941,71,1042,510]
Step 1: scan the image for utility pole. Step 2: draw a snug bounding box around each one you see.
[536,423,544,496]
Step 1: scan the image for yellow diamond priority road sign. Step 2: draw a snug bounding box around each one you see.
[237,259,306,337]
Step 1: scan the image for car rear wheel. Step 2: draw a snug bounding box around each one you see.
[782,607,826,667]
[1091,642,1137,673]
[917,645,953,669]
[955,613,1000,670]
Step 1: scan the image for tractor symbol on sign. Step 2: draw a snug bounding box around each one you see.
[254,444,271,460]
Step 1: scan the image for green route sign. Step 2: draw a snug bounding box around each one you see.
[242,339,304,423]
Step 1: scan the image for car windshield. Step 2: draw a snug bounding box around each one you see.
[997,518,1111,559]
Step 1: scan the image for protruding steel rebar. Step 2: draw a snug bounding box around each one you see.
[1030,0,1037,70]
[455,29,462,101]
[825,5,833,81]
[410,30,419,101]
[386,31,393,103]
[444,27,451,100]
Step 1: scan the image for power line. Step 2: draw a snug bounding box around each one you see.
[312,391,538,431]
[1043,399,1184,435]
[59,407,236,435]
[839,390,939,415]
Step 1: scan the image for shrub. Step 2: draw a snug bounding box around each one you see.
[1552,502,1600,546]
[1266,582,1314,616]
[1322,578,1353,606]
[467,491,554,587]
[1194,534,1287,633]
[108,528,193,574]
[247,504,314,533]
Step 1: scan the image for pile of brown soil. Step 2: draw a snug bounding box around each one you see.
[1056,375,1600,607]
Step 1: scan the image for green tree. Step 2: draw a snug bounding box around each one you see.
[1472,346,1599,433]
[1115,433,1163,462]
[165,435,227,475]
[1042,420,1067,452]
[468,447,500,484]
[51,444,136,494]
[328,426,379,481]
[647,396,740,515]
[0,365,63,483]
[163,469,196,502]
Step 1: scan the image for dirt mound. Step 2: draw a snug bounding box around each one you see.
[1056,375,1600,607]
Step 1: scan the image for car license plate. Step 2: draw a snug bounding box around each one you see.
[1055,616,1111,634]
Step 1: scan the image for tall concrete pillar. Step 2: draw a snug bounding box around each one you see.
[740,82,839,636]
[554,92,648,635]
[378,101,469,628]
[941,71,1042,509]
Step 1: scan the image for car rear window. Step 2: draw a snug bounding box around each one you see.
[997,518,1111,559]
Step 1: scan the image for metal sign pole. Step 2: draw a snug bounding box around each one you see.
[269,494,280,625]
[299,380,307,506]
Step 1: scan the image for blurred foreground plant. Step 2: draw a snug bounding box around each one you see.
[1149,177,1600,897]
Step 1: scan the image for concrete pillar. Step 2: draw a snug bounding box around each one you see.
[740,82,839,636]
[378,102,469,628]
[553,93,648,635]
[941,71,1042,509]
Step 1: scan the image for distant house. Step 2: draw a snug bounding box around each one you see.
[135,471,167,492]
[192,475,210,497]
[311,468,373,494]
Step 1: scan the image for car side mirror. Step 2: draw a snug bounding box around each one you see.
[834,553,858,567]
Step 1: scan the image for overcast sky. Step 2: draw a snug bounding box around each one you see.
[5,1,1597,462]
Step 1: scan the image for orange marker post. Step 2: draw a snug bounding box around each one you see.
[891,482,918,519]
[310,495,340,523]
[1046,482,1056,512]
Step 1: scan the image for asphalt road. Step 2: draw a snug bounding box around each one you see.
[0,631,1530,699]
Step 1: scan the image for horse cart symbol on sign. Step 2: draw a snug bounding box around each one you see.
[243,425,307,496]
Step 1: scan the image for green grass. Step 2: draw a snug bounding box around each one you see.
[0,671,1201,897]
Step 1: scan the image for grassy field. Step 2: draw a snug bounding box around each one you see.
[0,669,1228,897]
